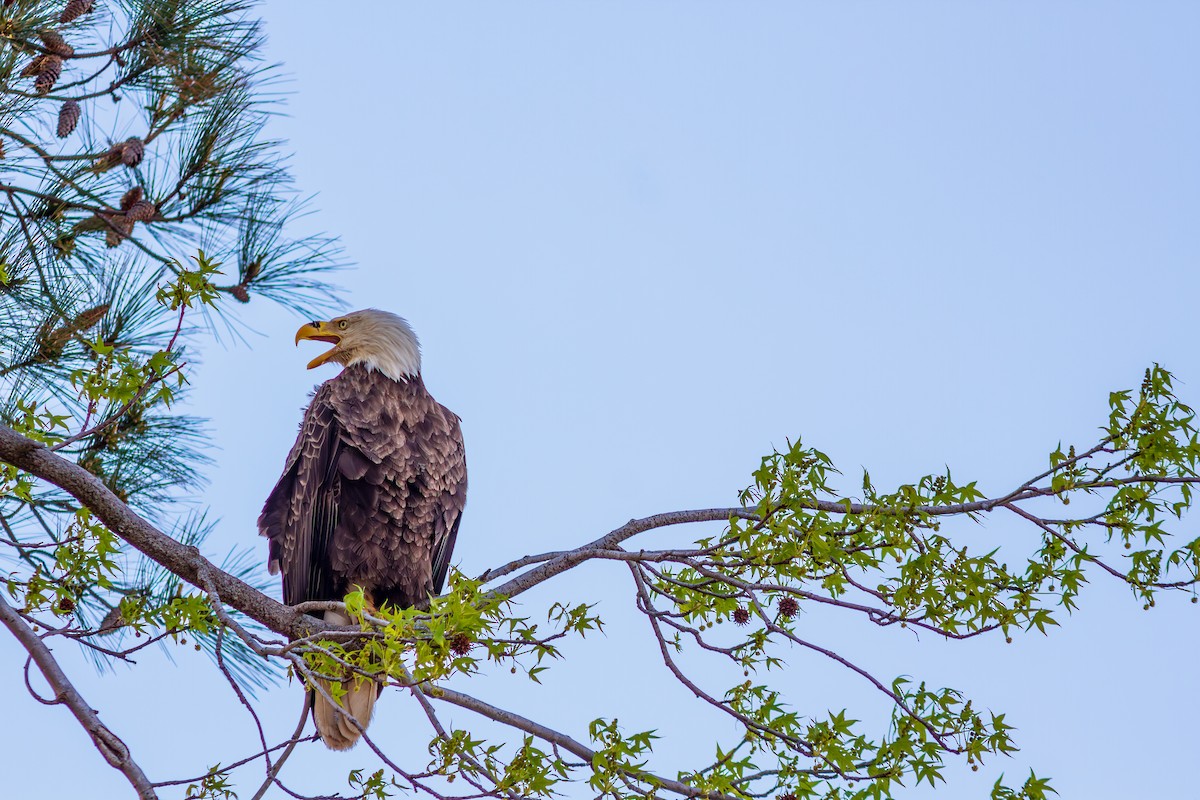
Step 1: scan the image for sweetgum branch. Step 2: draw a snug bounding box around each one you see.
[2,419,1194,647]
[427,684,744,800]
[2,404,1198,797]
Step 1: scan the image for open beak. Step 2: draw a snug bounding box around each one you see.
[295,321,342,370]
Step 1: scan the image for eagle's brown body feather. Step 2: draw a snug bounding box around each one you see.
[258,362,466,749]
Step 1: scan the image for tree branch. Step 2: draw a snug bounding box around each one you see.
[428,684,740,800]
[0,423,322,640]
[0,592,157,799]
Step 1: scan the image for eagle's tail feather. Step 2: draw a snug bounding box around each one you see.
[313,677,377,750]
[311,610,378,751]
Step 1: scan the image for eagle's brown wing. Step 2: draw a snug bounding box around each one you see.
[259,367,467,610]
[430,405,466,595]
[323,370,467,607]
[258,382,343,606]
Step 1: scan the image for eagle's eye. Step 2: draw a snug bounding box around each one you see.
[338,320,348,330]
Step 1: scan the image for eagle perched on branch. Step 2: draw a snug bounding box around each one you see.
[258,309,467,750]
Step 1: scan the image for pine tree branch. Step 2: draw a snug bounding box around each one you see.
[0,592,157,799]
[0,423,319,640]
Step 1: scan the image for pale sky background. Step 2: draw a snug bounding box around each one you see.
[4,2,1200,798]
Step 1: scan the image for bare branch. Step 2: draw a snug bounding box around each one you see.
[0,593,157,799]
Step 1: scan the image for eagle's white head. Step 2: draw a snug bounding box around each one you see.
[294,308,421,381]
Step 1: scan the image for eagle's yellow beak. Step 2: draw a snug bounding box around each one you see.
[295,321,343,370]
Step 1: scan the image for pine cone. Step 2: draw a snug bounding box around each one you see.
[59,0,93,24]
[21,55,47,78]
[71,303,109,332]
[38,320,72,358]
[244,259,262,281]
[34,55,63,95]
[56,99,80,137]
[126,199,155,222]
[93,145,122,172]
[39,30,74,58]
[120,137,144,167]
[229,284,250,303]
[104,215,131,247]
[74,214,108,232]
[52,234,75,257]
[96,607,125,635]
[119,186,143,210]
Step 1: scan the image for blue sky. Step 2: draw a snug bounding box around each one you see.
[4,2,1199,798]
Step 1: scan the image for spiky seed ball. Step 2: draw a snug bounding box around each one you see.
[778,596,799,619]
[56,596,76,613]
[39,30,74,58]
[229,284,250,303]
[119,186,143,211]
[732,607,750,626]
[59,0,93,24]
[126,199,155,222]
[34,55,63,94]
[777,794,797,800]
[449,632,472,656]
[120,137,144,167]
[57,99,80,137]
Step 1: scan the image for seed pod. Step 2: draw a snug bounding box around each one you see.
[34,55,63,95]
[39,30,74,58]
[56,99,80,137]
[119,186,143,211]
[120,136,144,167]
[229,284,250,303]
[244,258,262,281]
[59,0,93,24]
[126,199,156,222]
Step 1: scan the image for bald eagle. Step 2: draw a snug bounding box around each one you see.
[258,309,467,750]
